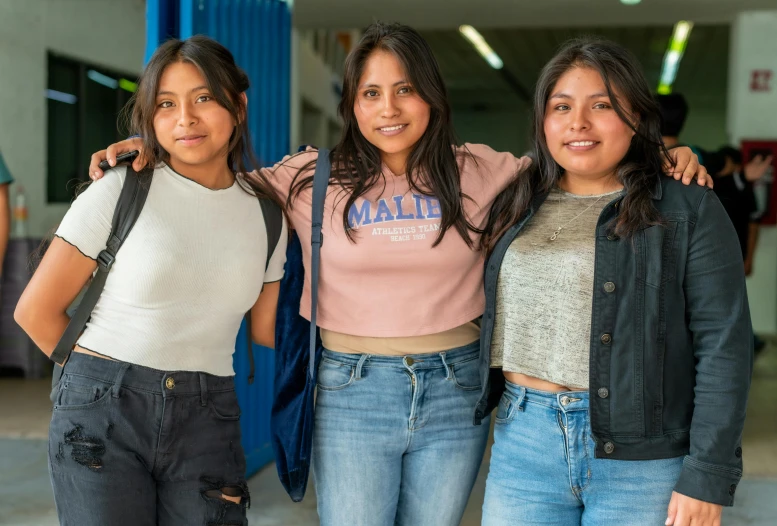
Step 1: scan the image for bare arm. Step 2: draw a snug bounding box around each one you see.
[250,281,281,349]
[14,238,96,356]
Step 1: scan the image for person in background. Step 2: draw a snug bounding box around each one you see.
[714,146,769,274]
[714,145,771,358]
[657,93,772,181]
[0,150,14,279]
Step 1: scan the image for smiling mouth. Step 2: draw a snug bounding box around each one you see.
[566,141,598,147]
[176,135,207,146]
[378,124,408,132]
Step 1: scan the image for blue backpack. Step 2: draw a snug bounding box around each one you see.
[271,148,330,502]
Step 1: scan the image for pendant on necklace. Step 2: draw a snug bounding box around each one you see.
[550,227,562,241]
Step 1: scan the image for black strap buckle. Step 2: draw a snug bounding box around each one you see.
[96,250,116,271]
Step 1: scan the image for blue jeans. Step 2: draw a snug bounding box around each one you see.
[313,342,489,526]
[483,382,684,526]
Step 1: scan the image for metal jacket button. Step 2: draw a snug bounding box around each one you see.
[603,282,616,293]
[601,333,612,345]
[604,442,615,454]
[597,387,609,398]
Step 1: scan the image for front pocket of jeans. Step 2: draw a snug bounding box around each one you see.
[495,393,519,424]
[451,358,481,391]
[209,390,242,421]
[316,360,355,391]
[54,377,113,411]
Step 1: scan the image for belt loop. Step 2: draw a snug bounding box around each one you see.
[199,373,208,407]
[355,354,369,380]
[111,363,130,399]
[439,352,452,380]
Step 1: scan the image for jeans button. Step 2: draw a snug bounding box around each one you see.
[560,396,570,406]
[604,442,615,454]
[405,357,415,367]
[165,377,175,390]
[597,387,609,398]
[603,282,616,293]
[601,333,612,345]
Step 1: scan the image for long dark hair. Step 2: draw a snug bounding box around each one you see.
[481,37,671,253]
[287,22,478,247]
[124,35,278,202]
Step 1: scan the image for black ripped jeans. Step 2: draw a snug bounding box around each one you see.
[48,352,249,526]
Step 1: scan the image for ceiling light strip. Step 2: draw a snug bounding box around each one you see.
[459,25,503,70]
[657,21,693,95]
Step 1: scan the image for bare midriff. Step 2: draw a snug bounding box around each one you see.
[503,371,573,393]
[73,345,115,361]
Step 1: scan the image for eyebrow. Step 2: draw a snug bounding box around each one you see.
[550,91,610,100]
[359,80,409,89]
[157,85,209,97]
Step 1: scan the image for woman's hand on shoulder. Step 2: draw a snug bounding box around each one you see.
[665,146,713,188]
[89,138,146,181]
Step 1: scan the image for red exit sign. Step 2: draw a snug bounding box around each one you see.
[751,70,773,92]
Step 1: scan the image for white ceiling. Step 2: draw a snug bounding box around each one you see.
[294,0,776,29]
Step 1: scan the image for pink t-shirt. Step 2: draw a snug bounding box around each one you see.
[262,143,530,337]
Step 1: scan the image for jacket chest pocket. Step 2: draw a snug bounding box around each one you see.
[638,222,679,288]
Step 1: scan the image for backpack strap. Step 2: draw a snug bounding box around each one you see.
[50,166,152,366]
[244,196,284,384]
[309,149,330,378]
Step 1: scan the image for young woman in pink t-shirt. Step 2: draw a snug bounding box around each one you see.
[88,22,707,526]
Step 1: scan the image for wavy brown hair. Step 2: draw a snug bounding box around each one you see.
[286,22,480,247]
[481,37,672,254]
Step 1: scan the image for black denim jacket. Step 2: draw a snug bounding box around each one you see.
[475,176,753,506]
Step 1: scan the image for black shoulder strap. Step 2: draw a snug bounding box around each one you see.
[260,198,283,270]
[309,149,330,378]
[245,196,284,384]
[50,166,152,366]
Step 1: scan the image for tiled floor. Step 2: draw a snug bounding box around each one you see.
[1,344,775,526]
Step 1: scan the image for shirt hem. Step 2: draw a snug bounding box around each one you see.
[300,303,486,337]
[54,234,97,261]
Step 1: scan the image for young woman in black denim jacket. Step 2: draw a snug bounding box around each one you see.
[476,39,752,526]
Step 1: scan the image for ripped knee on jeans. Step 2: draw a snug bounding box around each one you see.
[203,485,244,505]
[201,477,250,525]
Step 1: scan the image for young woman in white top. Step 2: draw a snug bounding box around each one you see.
[15,36,287,526]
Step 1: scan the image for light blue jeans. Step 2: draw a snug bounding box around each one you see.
[483,381,684,526]
[312,342,489,526]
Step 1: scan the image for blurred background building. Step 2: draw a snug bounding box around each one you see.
[0,1,775,524]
